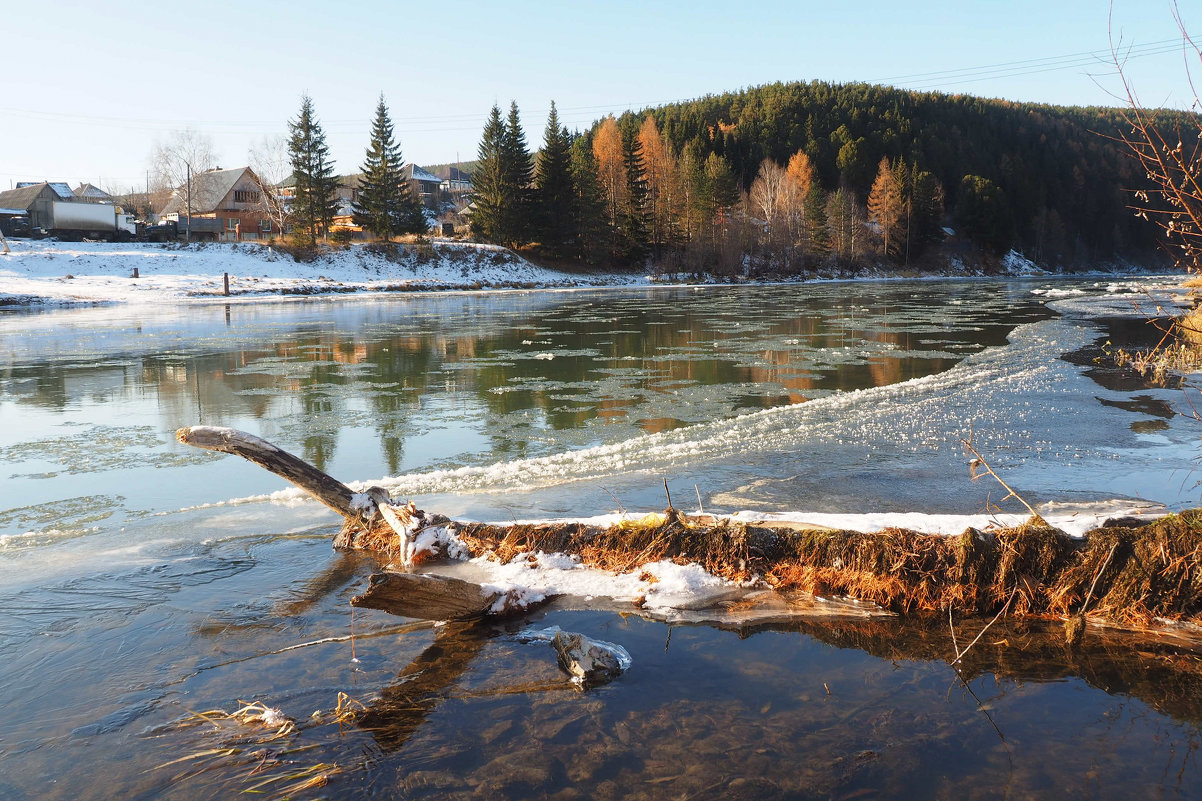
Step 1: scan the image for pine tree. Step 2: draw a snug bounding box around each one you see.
[955,175,1011,253]
[703,152,739,245]
[569,135,608,264]
[803,184,829,259]
[353,94,425,240]
[619,127,651,263]
[908,166,945,258]
[501,101,534,247]
[535,101,578,258]
[287,94,339,245]
[677,144,706,242]
[471,102,533,248]
[470,105,507,244]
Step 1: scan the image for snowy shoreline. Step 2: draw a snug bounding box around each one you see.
[0,239,645,305]
[0,239,1174,307]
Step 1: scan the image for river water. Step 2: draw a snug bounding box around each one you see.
[1,277,1201,799]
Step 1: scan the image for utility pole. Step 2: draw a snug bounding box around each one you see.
[186,162,192,244]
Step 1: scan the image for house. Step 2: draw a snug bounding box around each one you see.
[73,183,113,203]
[158,166,275,241]
[276,173,361,231]
[331,174,363,233]
[275,168,440,233]
[17,181,74,200]
[0,182,70,229]
[433,165,472,196]
[403,163,441,208]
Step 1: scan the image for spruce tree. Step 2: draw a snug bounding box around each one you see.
[287,94,339,245]
[535,102,578,258]
[353,94,425,240]
[908,167,945,257]
[501,101,534,246]
[470,104,507,244]
[619,127,651,263]
[701,153,739,244]
[955,175,1011,253]
[570,135,608,263]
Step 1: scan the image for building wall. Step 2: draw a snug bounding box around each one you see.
[24,188,59,229]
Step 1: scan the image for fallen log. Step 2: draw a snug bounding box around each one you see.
[175,425,1202,632]
[351,571,511,620]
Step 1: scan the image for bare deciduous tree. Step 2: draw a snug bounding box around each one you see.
[748,159,798,269]
[248,134,292,239]
[149,128,219,215]
[1112,2,1202,272]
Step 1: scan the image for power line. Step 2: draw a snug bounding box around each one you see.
[2,38,1183,137]
[870,37,1183,84]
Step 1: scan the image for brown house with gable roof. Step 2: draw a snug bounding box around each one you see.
[158,166,274,241]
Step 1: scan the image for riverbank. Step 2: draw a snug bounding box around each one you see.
[0,239,646,305]
[0,238,1169,307]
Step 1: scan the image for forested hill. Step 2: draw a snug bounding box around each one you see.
[613,81,1186,266]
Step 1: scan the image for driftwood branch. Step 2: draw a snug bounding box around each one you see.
[175,425,387,520]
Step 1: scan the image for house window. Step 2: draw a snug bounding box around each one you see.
[234,190,261,204]
[226,217,239,231]
[260,219,271,232]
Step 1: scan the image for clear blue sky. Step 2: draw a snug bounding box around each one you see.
[3,0,1196,191]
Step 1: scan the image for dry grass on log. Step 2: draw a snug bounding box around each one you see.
[457,510,759,581]
[341,508,1202,625]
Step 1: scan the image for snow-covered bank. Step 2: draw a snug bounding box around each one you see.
[1,240,1175,307]
[0,239,642,304]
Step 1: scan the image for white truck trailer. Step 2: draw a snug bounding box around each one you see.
[42,202,137,241]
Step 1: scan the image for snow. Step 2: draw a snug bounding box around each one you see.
[1002,250,1044,275]
[482,582,548,615]
[0,239,640,305]
[349,492,376,516]
[405,521,747,613]
[723,508,1161,539]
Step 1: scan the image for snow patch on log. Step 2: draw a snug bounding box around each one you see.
[481,582,548,615]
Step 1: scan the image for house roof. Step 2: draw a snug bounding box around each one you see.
[0,183,60,210]
[17,181,73,200]
[428,165,475,182]
[74,182,112,201]
[159,167,258,216]
[403,163,440,184]
[277,173,362,189]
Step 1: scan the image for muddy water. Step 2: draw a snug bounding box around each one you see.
[2,277,1201,799]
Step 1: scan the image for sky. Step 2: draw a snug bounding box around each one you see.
[3,0,1198,193]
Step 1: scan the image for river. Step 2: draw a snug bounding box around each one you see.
[1,276,1200,799]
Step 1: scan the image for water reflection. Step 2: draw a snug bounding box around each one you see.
[1,283,1045,482]
[343,612,1202,801]
[4,529,1202,801]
